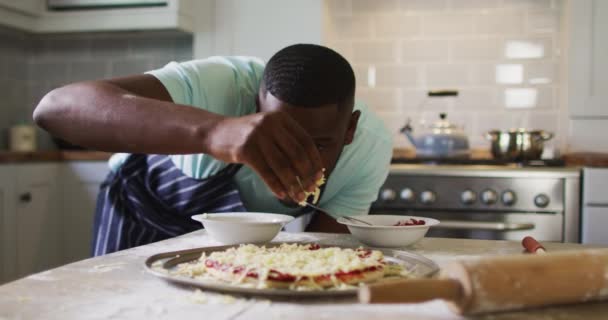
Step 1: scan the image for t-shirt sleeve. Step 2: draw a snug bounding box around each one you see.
[322,131,392,218]
[145,56,265,117]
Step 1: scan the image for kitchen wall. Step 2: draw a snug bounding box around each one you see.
[323,0,564,150]
[0,27,192,150]
[0,26,28,150]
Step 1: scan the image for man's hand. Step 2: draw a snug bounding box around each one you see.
[206,110,324,203]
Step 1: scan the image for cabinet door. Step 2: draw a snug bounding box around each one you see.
[569,0,608,117]
[582,168,608,245]
[582,207,608,245]
[62,162,110,263]
[15,164,62,279]
[0,166,16,284]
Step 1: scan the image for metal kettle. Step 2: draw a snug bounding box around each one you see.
[400,113,470,158]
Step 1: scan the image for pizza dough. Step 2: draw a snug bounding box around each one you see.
[174,243,409,291]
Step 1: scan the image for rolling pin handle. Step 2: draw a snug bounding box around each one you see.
[522,236,546,254]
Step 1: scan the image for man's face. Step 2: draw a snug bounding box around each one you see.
[257,90,359,204]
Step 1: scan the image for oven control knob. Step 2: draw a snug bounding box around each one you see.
[481,189,498,205]
[380,188,397,201]
[501,190,517,206]
[399,188,415,202]
[460,190,477,205]
[534,194,550,208]
[420,191,436,205]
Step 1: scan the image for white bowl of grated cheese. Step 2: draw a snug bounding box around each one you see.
[192,212,294,245]
[337,215,440,248]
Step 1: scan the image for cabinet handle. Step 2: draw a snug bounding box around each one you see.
[19,192,32,203]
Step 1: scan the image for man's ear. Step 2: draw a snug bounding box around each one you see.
[344,110,361,145]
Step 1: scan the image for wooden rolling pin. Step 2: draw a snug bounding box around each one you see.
[359,249,608,315]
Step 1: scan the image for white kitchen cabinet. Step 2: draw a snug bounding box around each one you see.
[0,161,109,284]
[567,0,608,151]
[0,0,195,33]
[14,164,63,279]
[0,0,42,15]
[581,168,608,245]
[0,164,62,283]
[0,166,16,284]
[0,0,39,30]
[62,162,109,263]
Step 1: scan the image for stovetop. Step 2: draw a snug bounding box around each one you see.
[391,157,566,167]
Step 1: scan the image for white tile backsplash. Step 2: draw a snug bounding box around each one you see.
[326,16,373,39]
[507,0,554,10]
[402,89,450,110]
[454,88,497,110]
[502,37,553,59]
[325,0,352,16]
[476,13,525,35]
[425,64,473,86]
[422,14,475,35]
[375,65,420,87]
[495,64,524,84]
[356,88,400,113]
[324,0,563,149]
[451,38,501,61]
[527,10,560,33]
[524,62,557,84]
[353,41,398,63]
[0,28,193,150]
[401,39,449,62]
[449,0,501,11]
[352,0,399,14]
[399,0,448,12]
[501,85,554,109]
[374,15,420,38]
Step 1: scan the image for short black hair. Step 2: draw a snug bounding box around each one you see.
[262,44,355,108]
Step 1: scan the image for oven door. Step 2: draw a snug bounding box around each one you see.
[370,210,564,242]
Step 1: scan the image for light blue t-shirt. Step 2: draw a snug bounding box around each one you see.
[109,56,392,217]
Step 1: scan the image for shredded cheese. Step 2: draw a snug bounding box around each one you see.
[172,243,408,290]
[298,172,327,206]
[203,243,382,277]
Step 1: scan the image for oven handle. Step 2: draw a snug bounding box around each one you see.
[435,220,535,231]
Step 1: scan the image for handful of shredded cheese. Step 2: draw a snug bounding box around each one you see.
[297,172,326,206]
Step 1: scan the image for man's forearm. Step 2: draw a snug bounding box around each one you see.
[33,79,223,154]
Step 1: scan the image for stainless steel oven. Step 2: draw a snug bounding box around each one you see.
[370,164,581,242]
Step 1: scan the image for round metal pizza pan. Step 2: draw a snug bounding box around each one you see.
[144,242,439,297]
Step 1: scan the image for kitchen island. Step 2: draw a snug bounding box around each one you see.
[0,231,606,320]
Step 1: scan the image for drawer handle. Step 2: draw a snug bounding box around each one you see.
[19,192,32,203]
[435,220,535,231]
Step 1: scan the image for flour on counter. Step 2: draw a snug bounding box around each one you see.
[189,289,242,305]
[89,262,127,273]
[28,270,57,281]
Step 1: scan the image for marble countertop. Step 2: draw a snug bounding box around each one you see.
[1,231,606,320]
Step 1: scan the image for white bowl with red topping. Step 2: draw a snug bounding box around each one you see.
[192,212,294,245]
[337,215,440,248]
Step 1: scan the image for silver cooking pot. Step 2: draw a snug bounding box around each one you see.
[485,129,554,160]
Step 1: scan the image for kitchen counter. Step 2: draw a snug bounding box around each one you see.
[393,148,493,160]
[393,148,608,168]
[563,152,608,167]
[0,151,111,163]
[1,231,606,320]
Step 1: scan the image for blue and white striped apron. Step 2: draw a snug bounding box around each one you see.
[92,154,246,256]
